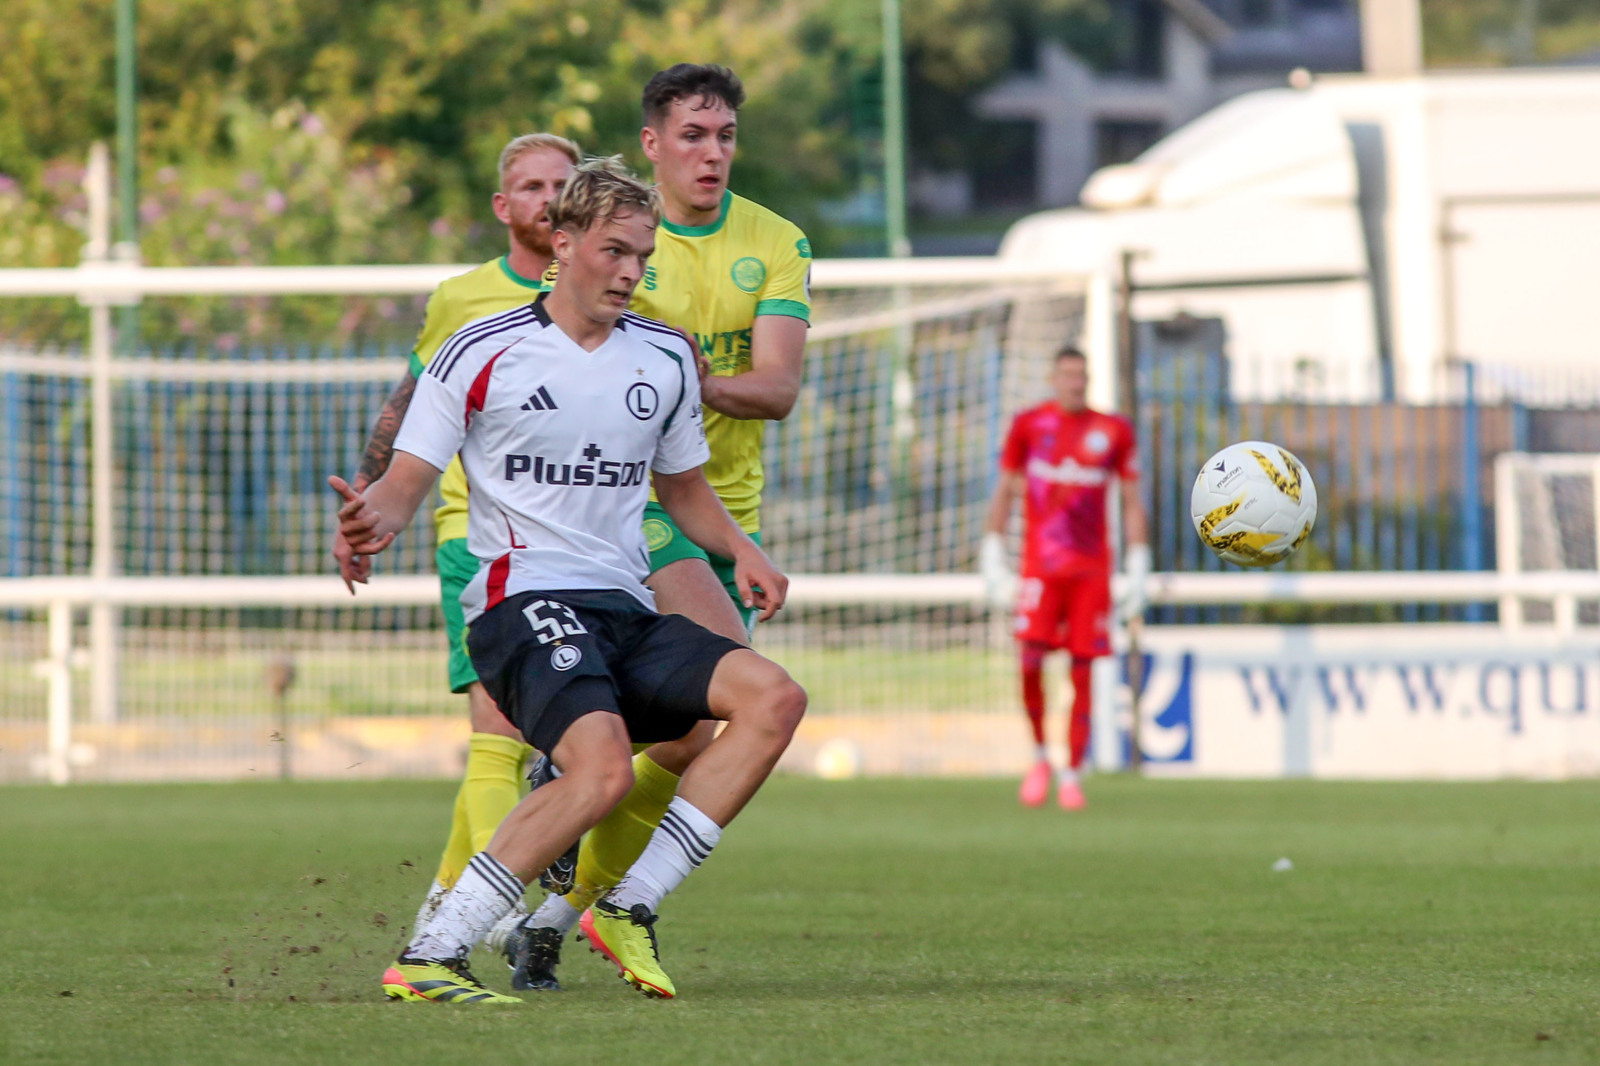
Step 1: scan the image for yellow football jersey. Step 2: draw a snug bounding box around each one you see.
[407,257,551,542]
[628,189,811,533]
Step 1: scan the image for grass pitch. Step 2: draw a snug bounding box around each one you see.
[4,776,1599,1064]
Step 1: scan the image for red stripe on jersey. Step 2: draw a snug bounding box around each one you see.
[464,345,512,427]
[485,552,512,610]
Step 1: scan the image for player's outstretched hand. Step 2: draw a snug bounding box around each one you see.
[328,475,397,567]
[732,545,788,624]
[331,529,372,593]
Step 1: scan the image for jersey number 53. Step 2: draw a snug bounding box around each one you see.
[522,599,589,644]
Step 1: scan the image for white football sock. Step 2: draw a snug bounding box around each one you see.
[412,878,447,937]
[405,852,523,962]
[606,797,722,914]
[1033,744,1050,764]
[528,892,581,935]
[1058,766,1080,785]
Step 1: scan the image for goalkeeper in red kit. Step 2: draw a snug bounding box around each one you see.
[982,347,1149,810]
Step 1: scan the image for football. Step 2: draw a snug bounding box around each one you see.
[1190,441,1317,567]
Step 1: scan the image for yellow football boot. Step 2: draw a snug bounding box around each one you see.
[578,901,676,999]
[381,955,520,1004]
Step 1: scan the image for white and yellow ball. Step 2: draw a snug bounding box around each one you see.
[1190,441,1317,568]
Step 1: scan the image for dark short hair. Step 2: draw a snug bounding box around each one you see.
[642,64,746,127]
[1056,346,1087,363]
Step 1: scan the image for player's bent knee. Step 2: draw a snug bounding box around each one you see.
[708,650,804,737]
[748,674,806,741]
[596,757,636,811]
[552,713,637,817]
[563,755,635,819]
[767,677,807,735]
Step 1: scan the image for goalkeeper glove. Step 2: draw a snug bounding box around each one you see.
[980,533,1015,609]
[1120,543,1151,621]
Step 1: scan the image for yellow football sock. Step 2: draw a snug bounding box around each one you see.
[432,793,471,893]
[431,732,532,889]
[564,752,680,911]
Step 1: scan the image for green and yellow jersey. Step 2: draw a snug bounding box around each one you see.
[629,189,812,533]
[407,256,551,542]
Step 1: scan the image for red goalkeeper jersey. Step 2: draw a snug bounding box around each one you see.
[1000,403,1138,578]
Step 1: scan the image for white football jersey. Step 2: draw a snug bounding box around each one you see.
[395,295,709,620]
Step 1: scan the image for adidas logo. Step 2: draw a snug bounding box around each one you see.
[520,386,558,412]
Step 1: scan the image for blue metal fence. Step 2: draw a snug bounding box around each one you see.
[1134,355,1600,622]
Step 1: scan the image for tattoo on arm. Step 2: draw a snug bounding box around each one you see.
[355,372,418,491]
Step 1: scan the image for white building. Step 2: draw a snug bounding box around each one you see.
[1000,69,1600,402]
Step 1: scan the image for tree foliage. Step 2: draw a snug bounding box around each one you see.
[0,0,1118,271]
[1423,0,1600,68]
[0,0,859,269]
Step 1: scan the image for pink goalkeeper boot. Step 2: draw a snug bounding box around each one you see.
[1019,759,1052,807]
[1057,777,1087,810]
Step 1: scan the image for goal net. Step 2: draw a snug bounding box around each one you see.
[0,262,1094,782]
[1495,452,1600,629]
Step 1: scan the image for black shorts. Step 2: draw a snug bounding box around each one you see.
[467,589,745,756]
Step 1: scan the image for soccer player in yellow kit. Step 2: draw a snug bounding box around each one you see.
[334,132,579,940]
[505,64,811,995]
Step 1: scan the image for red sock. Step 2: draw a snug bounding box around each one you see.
[1020,643,1047,747]
[1067,659,1093,769]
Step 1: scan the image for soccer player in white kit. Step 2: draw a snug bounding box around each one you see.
[331,158,807,1004]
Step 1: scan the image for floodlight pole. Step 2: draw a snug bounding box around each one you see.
[116,0,137,245]
[881,0,911,258]
[115,0,140,310]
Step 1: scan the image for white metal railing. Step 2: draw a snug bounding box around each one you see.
[0,257,1073,299]
[0,347,405,382]
[7,569,1598,785]
[7,569,1599,610]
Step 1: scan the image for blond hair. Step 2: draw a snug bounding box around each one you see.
[496,133,582,187]
[546,156,661,234]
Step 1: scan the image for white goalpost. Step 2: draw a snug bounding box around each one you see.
[1495,452,1600,632]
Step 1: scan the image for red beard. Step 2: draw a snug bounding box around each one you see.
[509,214,552,257]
